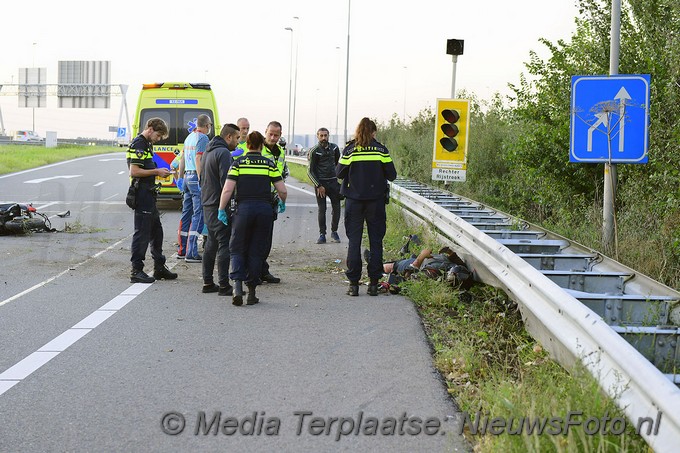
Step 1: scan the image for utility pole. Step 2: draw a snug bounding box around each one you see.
[603,0,621,256]
[343,0,351,145]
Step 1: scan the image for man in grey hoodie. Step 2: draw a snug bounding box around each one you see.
[200,123,239,296]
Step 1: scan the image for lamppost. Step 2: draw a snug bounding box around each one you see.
[32,42,37,133]
[291,16,300,149]
[314,88,320,133]
[343,1,351,145]
[335,46,341,144]
[285,26,294,148]
[402,66,407,123]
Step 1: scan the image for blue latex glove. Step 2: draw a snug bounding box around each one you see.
[277,200,286,213]
[218,209,229,226]
[176,178,184,192]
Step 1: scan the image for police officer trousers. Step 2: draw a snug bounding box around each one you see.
[344,197,386,283]
[131,184,166,271]
[229,201,273,286]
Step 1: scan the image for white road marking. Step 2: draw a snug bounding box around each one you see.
[0,352,60,380]
[0,200,126,205]
[0,235,130,308]
[0,153,122,180]
[24,175,81,184]
[93,181,105,187]
[287,183,316,197]
[34,201,59,210]
[99,158,126,162]
[104,193,119,201]
[117,171,126,175]
[0,264,179,397]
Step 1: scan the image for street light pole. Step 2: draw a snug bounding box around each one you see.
[314,88,320,133]
[403,66,407,122]
[32,42,37,133]
[291,16,300,148]
[335,46,341,144]
[343,0,351,145]
[285,26,294,148]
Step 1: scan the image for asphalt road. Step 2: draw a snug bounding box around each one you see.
[0,153,470,452]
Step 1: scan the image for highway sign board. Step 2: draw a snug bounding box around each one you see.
[570,74,650,163]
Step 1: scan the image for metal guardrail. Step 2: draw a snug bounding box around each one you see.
[389,179,680,451]
[286,155,309,166]
[284,158,680,449]
[0,138,123,147]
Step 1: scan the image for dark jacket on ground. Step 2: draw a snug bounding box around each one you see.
[201,136,233,207]
[335,139,397,200]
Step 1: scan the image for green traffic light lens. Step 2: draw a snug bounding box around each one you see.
[440,137,458,151]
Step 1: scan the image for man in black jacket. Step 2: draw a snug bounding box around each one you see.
[307,127,341,244]
[200,123,239,296]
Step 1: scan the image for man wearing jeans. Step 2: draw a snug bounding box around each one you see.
[200,123,238,296]
[307,127,341,244]
[178,114,211,262]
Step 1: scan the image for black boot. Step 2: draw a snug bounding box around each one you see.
[218,284,233,296]
[202,282,219,293]
[153,264,177,280]
[367,279,379,296]
[232,281,243,306]
[347,282,359,296]
[131,269,154,284]
[246,285,259,305]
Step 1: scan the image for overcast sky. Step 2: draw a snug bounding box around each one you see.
[0,0,580,140]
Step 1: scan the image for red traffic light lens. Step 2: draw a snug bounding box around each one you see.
[442,109,460,123]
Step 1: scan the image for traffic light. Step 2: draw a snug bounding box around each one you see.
[434,99,469,160]
[446,39,464,56]
[440,108,461,151]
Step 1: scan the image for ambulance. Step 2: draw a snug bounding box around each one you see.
[131,82,221,199]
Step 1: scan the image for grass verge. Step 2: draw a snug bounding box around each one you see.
[381,203,649,452]
[290,160,651,450]
[0,144,121,175]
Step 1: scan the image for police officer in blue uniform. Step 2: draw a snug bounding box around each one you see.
[126,118,178,283]
[336,117,397,296]
[218,131,287,306]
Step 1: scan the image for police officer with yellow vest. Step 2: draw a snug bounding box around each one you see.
[218,131,287,306]
[336,117,397,296]
[126,117,178,283]
[231,117,250,158]
[260,121,289,283]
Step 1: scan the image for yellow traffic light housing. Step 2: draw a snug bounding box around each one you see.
[432,99,469,181]
[433,99,469,162]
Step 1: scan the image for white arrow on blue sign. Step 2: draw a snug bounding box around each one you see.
[117,127,126,138]
[570,74,650,163]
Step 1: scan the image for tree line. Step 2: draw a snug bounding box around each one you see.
[380,0,680,289]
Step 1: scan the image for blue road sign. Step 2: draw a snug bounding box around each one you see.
[117,127,126,138]
[570,74,650,163]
